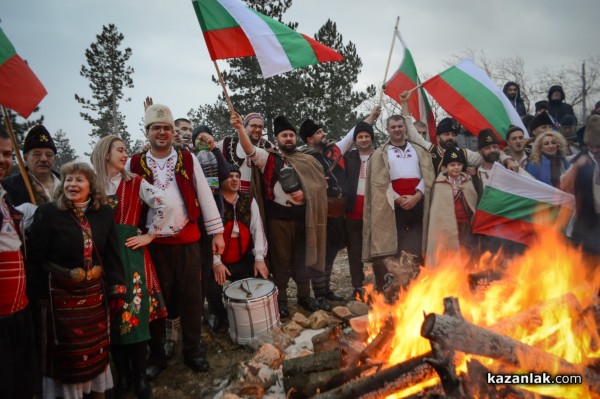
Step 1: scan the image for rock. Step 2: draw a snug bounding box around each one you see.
[308,310,329,329]
[291,312,311,328]
[223,394,242,399]
[282,321,303,338]
[331,306,353,320]
[253,343,284,369]
[347,300,370,317]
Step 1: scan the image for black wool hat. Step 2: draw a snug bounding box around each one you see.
[23,125,57,154]
[436,117,458,135]
[273,115,296,135]
[535,100,549,113]
[353,121,374,141]
[299,119,321,142]
[477,128,500,149]
[442,146,466,166]
[529,112,554,134]
[192,125,213,146]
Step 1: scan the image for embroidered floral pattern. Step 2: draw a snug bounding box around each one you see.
[147,156,176,190]
[119,272,143,335]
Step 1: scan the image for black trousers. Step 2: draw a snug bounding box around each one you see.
[147,241,203,362]
[346,217,388,290]
[267,218,311,303]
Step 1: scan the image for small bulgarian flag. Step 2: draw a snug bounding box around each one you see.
[422,59,527,143]
[192,0,344,78]
[0,28,47,119]
[384,31,436,144]
[472,163,575,246]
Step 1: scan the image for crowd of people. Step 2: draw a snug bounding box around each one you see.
[1,83,599,399]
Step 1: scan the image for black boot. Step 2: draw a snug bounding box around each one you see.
[134,372,152,399]
[111,345,132,399]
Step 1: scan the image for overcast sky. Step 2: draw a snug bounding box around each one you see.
[2,0,598,156]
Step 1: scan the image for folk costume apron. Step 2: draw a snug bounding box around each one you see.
[46,207,109,384]
[109,176,166,345]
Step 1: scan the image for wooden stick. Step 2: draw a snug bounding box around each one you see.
[212,60,236,116]
[1,106,37,205]
[377,16,400,106]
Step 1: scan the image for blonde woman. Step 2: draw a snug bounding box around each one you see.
[91,136,173,399]
[526,130,569,188]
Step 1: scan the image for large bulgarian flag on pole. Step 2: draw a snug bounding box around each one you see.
[422,59,527,143]
[192,0,343,78]
[384,31,436,144]
[472,163,575,246]
[0,28,47,119]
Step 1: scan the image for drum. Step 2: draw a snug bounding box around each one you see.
[223,278,280,345]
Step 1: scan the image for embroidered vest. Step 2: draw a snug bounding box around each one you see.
[221,193,253,264]
[130,151,201,222]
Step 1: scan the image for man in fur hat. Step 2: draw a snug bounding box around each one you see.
[230,112,327,318]
[298,107,380,306]
[561,114,600,256]
[128,103,224,376]
[4,124,60,206]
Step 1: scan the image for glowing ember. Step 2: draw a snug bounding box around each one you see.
[364,226,600,398]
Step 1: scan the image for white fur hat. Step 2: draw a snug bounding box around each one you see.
[144,104,175,129]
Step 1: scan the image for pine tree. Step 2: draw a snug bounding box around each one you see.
[75,24,134,152]
[52,129,78,169]
[301,19,376,139]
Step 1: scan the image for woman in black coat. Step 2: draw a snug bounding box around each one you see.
[27,161,125,399]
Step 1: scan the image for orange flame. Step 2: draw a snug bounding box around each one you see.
[364,226,600,398]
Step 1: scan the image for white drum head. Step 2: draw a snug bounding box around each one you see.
[224,278,275,301]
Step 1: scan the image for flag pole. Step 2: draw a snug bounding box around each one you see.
[212,60,236,116]
[1,106,37,205]
[378,16,400,106]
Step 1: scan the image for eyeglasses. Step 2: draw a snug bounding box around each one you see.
[249,124,264,129]
[150,125,173,133]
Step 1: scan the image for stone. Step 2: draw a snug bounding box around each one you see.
[291,312,311,328]
[309,310,329,329]
[282,321,303,338]
[347,300,370,317]
[331,306,353,320]
[253,343,284,369]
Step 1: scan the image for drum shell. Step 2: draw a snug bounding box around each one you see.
[224,278,280,345]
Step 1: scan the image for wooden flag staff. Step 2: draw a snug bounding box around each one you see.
[1,106,37,205]
[378,16,400,106]
[213,60,236,116]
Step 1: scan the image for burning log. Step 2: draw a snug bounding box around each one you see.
[311,353,437,399]
[464,359,542,399]
[282,349,342,377]
[360,317,394,362]
[283,364,376,398]
[312,325,342,354]
[421,311,600,395]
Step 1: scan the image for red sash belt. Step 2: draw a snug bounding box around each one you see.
[0,251,27,316]
[392,178,420,196]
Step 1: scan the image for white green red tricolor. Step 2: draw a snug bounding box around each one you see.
[384,31,436,143]
[0,28,46,118]
[423,59,528,142]
[192,0,343,78]
[472,163,575,245]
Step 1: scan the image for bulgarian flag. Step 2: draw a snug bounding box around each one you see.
[192,0,344,78]
[384,31,436,144]
[472,163,575,246]
[0,28,47,119]
[422,59,527,143]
